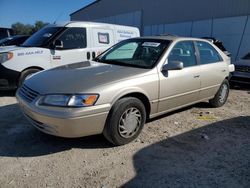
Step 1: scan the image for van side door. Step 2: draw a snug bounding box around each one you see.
[89,28,114,59]
[50,27,89,67]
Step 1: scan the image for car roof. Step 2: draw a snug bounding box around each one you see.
[132,35,210,42]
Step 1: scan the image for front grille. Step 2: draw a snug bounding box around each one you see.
[235,66,250,73]
[18,84,39,103]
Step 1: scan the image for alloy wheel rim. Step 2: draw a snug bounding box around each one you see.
[118,107,142,138]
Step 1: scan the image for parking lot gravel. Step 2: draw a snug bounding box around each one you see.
[0,88,250,187]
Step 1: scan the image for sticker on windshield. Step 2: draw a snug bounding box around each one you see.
[142,42,161,47]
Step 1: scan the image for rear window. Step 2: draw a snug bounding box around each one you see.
[242,52,250,60]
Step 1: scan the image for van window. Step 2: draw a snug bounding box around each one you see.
[92,28,114,47]
[98,32,110,44]
[168,41,197,67]
[57,28,87,50]
[196,41,222,64]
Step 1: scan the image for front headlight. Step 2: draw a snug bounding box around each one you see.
[40,94,99,107]
[0,52,13,63]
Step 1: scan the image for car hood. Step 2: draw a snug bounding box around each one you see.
[233,59,250,67]
[0,45,24,52]
[24,61,151,94]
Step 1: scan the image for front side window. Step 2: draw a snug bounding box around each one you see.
[168,41,197,67]
[57,28,87,50]
[96,39,170,68]
[196,41,222,64]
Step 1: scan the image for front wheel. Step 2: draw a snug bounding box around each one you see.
[209,79,229,107]
[103,97,146,146]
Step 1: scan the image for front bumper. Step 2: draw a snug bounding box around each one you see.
[16,91,111,138]
[230,71,250,85]
[0,64,20,90]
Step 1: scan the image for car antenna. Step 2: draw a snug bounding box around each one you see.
[54,12,63,24]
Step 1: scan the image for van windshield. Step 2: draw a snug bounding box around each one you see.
[95,39,171,69]
[22,26,63,47]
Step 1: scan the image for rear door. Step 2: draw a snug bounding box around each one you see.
[158,41,201,113]
[195,41,228,100]
[50,27,89,67]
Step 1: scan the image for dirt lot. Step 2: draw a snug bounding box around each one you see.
[0,88,250,188]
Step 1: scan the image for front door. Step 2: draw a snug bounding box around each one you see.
[158,41,201,113]
[50,27,88,67]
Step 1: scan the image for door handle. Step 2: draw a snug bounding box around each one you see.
[194,75,200,78]
[221,70,226,72]
[87,52,91,60]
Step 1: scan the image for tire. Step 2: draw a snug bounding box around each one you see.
[103,97,146,146]
[209,79,229,107]
[18,68,40,87]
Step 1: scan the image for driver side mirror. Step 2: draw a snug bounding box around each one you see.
[54,40,63,49]
[162,60,184,71]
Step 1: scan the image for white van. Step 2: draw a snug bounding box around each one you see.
[0,21,140,90]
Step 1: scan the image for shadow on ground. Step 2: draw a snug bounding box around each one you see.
[0,90,16,97]
[0,104,110,157]
[123,116,250,188]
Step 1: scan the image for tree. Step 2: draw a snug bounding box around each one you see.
[11,21,49,35]
[33,21,49,33]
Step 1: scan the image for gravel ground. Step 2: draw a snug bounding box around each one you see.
[0,88,249,188]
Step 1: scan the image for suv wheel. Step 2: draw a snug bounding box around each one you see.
[103,97,146,146]
[209,79,229,107]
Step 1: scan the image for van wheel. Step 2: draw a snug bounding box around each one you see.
[18,68,40,87]
[209,79,229,107]
[103,97,146,146]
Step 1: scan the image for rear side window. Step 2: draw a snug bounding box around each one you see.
[196,41,222,64]
[57,28,86,49]
[168,41,197,67]
[98,32,110,44]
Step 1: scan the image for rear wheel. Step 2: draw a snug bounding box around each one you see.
[209,79,229,107]
[103,97,146,146]
[18,68,41,87]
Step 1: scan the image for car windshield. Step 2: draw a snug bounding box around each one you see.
[22,26,63,47]
[95,39,171,69]
[0,37,11,45]
[242,52,250,60]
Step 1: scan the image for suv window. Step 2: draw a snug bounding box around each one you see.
[196,41,222,64]
[168,41,197,67]
[57,28,86,50]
